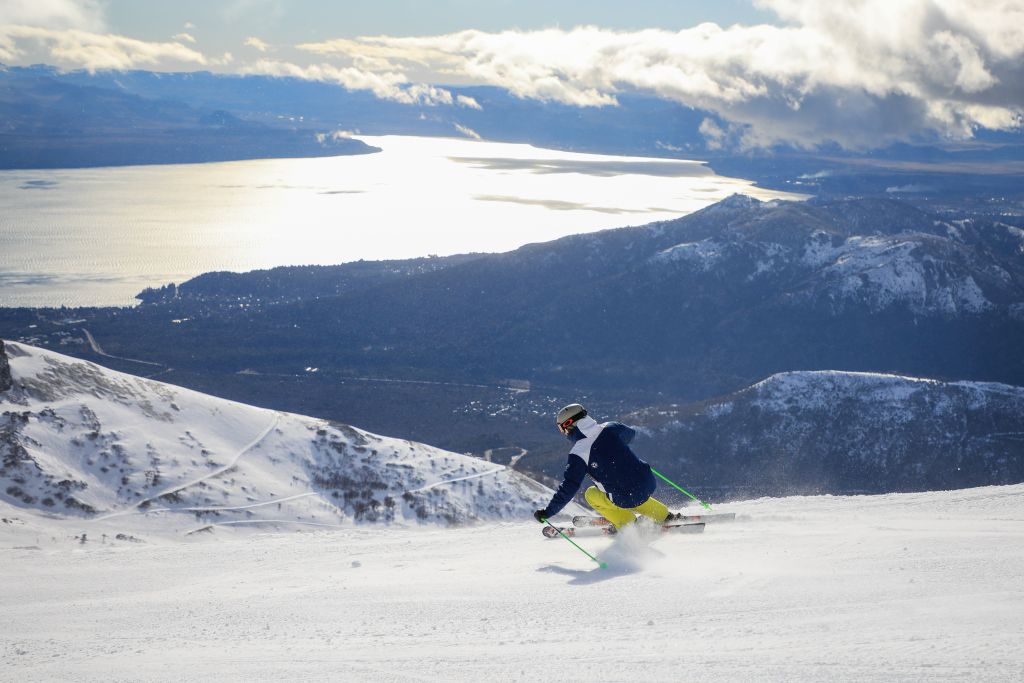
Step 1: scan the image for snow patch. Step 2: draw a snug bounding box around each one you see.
[800,230,837,267]
[748,242,788,279]
[652,238,725,270]
[750,370,941,410]
[804,235,992,314]
[706,193,762,212]
[704,401,734,418]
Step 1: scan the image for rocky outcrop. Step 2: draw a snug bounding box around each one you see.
[0,340,11,392]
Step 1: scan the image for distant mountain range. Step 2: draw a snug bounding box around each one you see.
[3,63,1022,200]
[0,67,376,168]
[0,342,555,539]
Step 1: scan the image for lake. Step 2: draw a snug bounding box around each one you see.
[0,135,802,307]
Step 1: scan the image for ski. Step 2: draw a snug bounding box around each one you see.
[573,512,735,527]
[543,521,705,538]
[572,516,611,527]
[542,524,613,538]
[661,522,705,534]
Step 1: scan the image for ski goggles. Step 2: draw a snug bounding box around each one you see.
[558,417,577,435]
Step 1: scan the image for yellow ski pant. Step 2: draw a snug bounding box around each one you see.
[584,486,669,528]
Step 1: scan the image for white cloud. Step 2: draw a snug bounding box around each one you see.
[655,140,684,153]
[699,118,728,150]
[242,59,456,106]
[0,0,203,70]
[244,36,269,52]
[453,123,481,139]
[0,35,16,63]
[456,94,482,110]
[297,36,455,66]
[288,0,1024,149]
[183,22,196,30]
[0,0,106,32]
[0,25,209,72]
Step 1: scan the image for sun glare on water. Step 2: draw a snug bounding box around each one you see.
[0,135,803,307]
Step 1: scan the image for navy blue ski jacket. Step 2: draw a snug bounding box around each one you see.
[544,416,657,516]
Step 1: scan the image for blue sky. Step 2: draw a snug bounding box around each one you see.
[104,1,778,47]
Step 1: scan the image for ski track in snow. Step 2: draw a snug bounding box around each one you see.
[404,466,507,494]
[94,414,281,521]
[3,484,1024,682]
[144,492,321,515]
[189,519,349,531]
[81,328,163,367]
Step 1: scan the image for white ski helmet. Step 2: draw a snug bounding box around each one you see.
[556,403,587,433]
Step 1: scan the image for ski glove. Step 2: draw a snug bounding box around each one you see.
[533,509,550,524]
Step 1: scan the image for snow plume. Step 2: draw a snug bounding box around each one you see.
[597,524,666,573]
[290,0,1024,149]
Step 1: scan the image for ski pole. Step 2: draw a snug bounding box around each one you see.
[542,518,607,569]
[651,468,712,511]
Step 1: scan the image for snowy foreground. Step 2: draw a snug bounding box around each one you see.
[3,484,1023,682]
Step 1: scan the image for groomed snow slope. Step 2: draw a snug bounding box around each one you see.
[3,484,1023,681]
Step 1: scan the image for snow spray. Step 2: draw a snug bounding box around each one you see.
[542,518,608,569]
[651,468,712,511]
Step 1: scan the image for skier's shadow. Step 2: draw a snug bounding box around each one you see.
[537,562,642,585]
[539,531,668,584]
[540,565,626,585]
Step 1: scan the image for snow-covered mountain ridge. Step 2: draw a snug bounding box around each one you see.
[648,197,1022,316]
[0,342,557,539]
[631,369,1024,496]
[749,369,1023,404]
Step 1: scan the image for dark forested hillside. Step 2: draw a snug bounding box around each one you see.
[72,195,1024,397]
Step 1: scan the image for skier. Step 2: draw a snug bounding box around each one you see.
[533,403,675,531]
